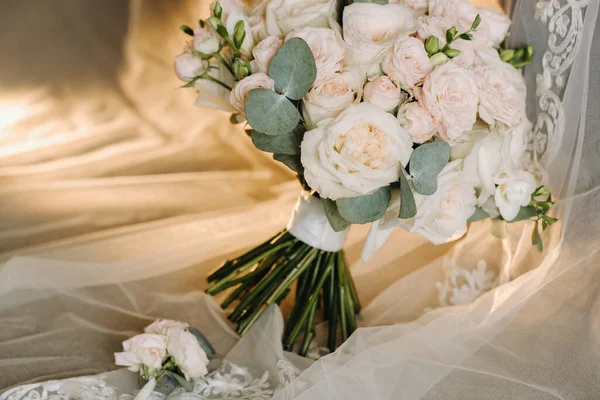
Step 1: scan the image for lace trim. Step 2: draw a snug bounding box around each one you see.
[529,0,589,170]
[436,260,499,307]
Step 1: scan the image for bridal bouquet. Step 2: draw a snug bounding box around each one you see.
[174,0,557,355]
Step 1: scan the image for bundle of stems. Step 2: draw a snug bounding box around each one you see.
[206,229,360,356]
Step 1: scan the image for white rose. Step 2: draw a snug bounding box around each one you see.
[301,103,413,200]
[363,160,477,259]
[416,15,453,47]
[194,61,236,112]
[115,334,167,373]
[474,65,524,127]
[167,329,209,381]
[495,171,536,221]
[286,27,344,81]
[363,76,403,112]
[397,102,439,143]
[251,36,283,74]
[382,37,432,88]
[475,48,527,107]
[389,0,428,13]
[266,0,337,36]
[343,3,417,67]
[450,39,476,68]
[429,0,479,33]
[174,52,207,82]
[229,73,275,113]
[144,320,190,336]
[193,27,220,55]
[302,73,359,129]
[415,62,479,142]
[477,8,511,46]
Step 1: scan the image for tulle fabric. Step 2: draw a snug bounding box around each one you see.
[1,0,599,398]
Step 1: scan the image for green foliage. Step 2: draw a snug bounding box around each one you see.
[268,38,317,100]
[425,36,440,55]
[187,327,216,356]
[250,125,304,155]
[336,187,391,224]
[233,20,246,49]
[179,25,194,36]
[408,141,451,196]
[502,45,535,68]
[273,154,303,173]
[398,168,417,219]
[468,207,490,223]
[245,89,301,136]
[166,371,194,392]
[322,199,351,232]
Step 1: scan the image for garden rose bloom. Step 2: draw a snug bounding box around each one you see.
[397,102,439,143]
[415,62,479,142]
[389,0,428,13]
[302,73,359,129]
[286,27,344,81]
[114,334,167,373]
[229,73,275,113]
[251,36,283,74]
[382,37,432,88]
[174,52,206,82]
[167,329,210,380]
[363,76,403,112]
[193,27,220,55]
[144,320,190,336]
[266,0,337,36]
[416,15,453,47]
[301,103,413,200]
[474,65,524,127]
[343,3,417,66]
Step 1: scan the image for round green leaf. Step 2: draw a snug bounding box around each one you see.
[399,168,417,219]
[409,141,451,196]
[268,38,317,100]
[250,125,304,155]
[336,187,391,225]
[273,153,303,174]
[468,207,490,223]
[245,89,301,135]
[322,199,351,232]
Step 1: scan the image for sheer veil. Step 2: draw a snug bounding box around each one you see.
[0,0,599,398]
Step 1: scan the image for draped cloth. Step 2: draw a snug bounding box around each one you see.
[1,0,599,398]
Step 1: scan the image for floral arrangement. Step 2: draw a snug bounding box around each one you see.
[115,320,214,398]
[173,0,557,356]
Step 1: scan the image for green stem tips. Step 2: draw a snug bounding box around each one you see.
[206,230,360,356]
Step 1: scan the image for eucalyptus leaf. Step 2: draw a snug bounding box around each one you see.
[532,221,543,252]
[250,125,304,155]
[336,187,391,225]
[509,206,537,222]
[322,199,351,232]
[273,154,303,173]
[268,38,317,100]
[468,207,490,223]
[399,169,417,219]
[491,219,508,239]
[245,89,301,136]
[187,327,216,356]
[409,141,450,196]
[166,372,194,392]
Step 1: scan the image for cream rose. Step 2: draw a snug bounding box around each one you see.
[474,65,524,127]
[193,27,221,55]
[382,37,432,88]
[363,76,403,112]
[114,334,167,373]
[416,15,453,47]
[229,73,275,113]
[495,171,537,221]
[302,73,359,129]
[174,52,207,82]
[415,62,479,142]
[397,102,439,143]
[251,36,283,74]
[266,0,337,36]
[144,320,190,336]
[478,8,511,46]
[301,103,413,200]
[343,3,417,67]
[429,0,479,33]
[167,329,210,380]
[285,27,344,81]
[475,48,528,108]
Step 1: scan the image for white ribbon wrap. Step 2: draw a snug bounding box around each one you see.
[134,376,156,400]
[287,194,349,252]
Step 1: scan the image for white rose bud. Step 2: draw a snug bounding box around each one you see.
[224,9,255,57]
[343,3,417,67]
[495,171,537,221]
[301,103,413,200]
[114,334,167,373]
[251,36,283,74]
[266,0,337,36]
[415,62,479,142]
[174,52,206,82]
[382,37,432,88]
[285,27,344,81]
[302,73,358,129]
[144,320,190,336]
[193,27,221,55]
[167,329,210,381]
[229,73,275,113]
[363,76,403,112]
[474,65,525,127]
[397,102,439,143]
